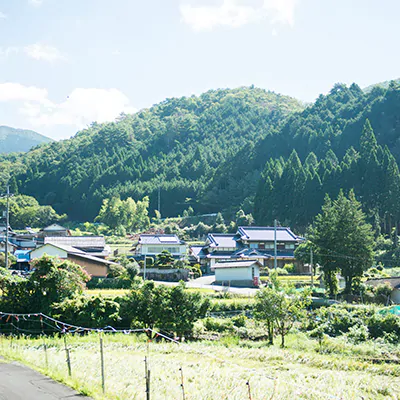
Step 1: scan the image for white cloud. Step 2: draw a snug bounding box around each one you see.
[0,11,7,19]
[0,82,49,104]
[24,88,136,128]
[24,43,65,63]
[29,0,44,6]
[180,0,299,31]
[0,83,135,131]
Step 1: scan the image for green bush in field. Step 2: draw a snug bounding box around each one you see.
[231,314,247,328]
[347,324,369,344]
[367,313,400,342]
[52,295,121,328]
[107,264,126,278]
[87,277,132,289]
[203,317,234,333]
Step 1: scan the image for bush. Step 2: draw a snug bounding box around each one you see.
[87,277,132,289]
[107,264,126,278]
[203,317,234,333]
[367,313,400,342]
[276,268,288,276]
[232,314,247,328]
[347,324,369,344]
[284,263,295,274]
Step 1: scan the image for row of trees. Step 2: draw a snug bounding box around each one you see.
[255,120,400,233]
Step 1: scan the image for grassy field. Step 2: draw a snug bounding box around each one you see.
[1,333,399,399]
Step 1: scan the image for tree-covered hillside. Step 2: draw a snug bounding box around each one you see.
[2,81,400,233]
[5,87,303,220]
[253,82,400,232]
[0,126,53,154]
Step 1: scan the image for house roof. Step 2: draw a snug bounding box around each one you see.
[45,236,106,248]
[237,226,303,242]
[31,243,118,266]
[364,277,400,289]
[212,260,262,269]
[189,246,204,258]
[68,252,119,266]
[138,234,185,245]
[207,233,237,248]
[41,224,68,232]
[232,248,271,259]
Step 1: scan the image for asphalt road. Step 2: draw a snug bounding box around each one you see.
[0,359,91,400]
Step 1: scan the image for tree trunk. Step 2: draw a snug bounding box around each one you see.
[345,275,353,294]
[267,320,274,345]
[280,332,285,348]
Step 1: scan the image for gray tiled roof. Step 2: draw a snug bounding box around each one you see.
[45,236,106,248]
[139,234,184,245]
[207,233,237,248]
[237,226,303,242]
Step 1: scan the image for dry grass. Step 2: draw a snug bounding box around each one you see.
[1,333,399,399]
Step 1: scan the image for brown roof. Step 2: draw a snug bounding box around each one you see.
[364,277,400,289]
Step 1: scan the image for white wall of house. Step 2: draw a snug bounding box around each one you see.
[140,244,187,256]
[391,289,400,304]
[30,245,68,259]
[215,266,259,282]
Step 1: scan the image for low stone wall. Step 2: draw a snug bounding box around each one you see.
[139,268,189,282]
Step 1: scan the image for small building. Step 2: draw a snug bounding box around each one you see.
[132,234,187,261]
[364,277,400,304]
[212,260,261,287]
[29,243,118,277]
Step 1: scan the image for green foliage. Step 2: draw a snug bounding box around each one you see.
[0,255,90,313]
[86,277,133,290]
[0,252,16,268]
[0,194,66,229]
[254,286,311,347]
[95,196,150,233]
[308,190,375,294]
[51,295,121,328]
[155,250,174,268]
[119,281,210,338]
[107,264,126,278]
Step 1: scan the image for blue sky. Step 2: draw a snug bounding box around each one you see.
[0,0,399,139]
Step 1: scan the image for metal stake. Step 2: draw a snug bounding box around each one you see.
[246,380,252,400]
[100,335,105,393]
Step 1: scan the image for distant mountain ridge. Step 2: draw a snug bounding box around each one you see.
[0,126,53,154]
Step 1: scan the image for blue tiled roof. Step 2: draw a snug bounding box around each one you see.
[207,233,237,248]
[237,226,303,242]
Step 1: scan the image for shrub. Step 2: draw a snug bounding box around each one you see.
[203,317,234,333]
[87,277,132,289]
[284,263,295,274]
[347,324,369,344]
[374,283,393,305]
[107,264,126,278]
[276,268,288,276]
[232,314,247,328]
[367,313,400,342]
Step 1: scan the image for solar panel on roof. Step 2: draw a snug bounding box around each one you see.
[159,236,176,242]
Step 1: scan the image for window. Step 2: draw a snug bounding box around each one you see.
[285,244,295,250]
[259,243,265,250]
[265,243,274,249]
[250,243,258,249]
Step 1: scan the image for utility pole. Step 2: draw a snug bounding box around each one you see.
[310,245,314,287]
[143,253,147,280]
[5,184,9,269]
[157,187,161,215]
[274,219,277,269]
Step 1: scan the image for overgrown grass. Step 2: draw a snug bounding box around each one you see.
[1,333,399,399]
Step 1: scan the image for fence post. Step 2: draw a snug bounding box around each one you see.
[145,356,150,400]
[179,367,186,400]
[43,339,48,369]
[246,380,252,400]
[100,335,105,393]
[64,334,72,377]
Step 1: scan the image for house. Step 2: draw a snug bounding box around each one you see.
[212,260,261,287]
[37,224,71,241]
[0,238,18,253]
[44,236,110,258]
[132,234,187,261]
[29,243,118,277]
[200,226,306,273]
[364,277,400,304]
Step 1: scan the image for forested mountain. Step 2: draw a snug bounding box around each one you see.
[2,88,303,221]
[1,81,400,233]
[253,81,400,232]
[0,126,53,154]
